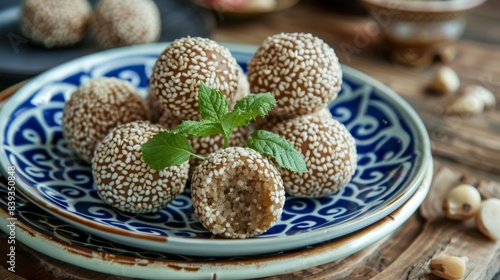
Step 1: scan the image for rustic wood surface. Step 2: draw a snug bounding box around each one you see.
[1,0,500,279]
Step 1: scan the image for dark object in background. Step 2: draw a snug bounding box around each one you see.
[0,0,215,80]
[310,0,367,15]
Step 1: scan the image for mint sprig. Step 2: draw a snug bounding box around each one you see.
[142,83,308,173]
[173,120,220,137]
[142,131,204,171]
[223,93,276,129]
[198,83,228,122]
[246,130,308,173]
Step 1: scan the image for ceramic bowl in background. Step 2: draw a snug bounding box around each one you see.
[360,0,487,67]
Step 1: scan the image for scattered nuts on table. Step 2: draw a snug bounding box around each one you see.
[429,255,468,280]
[443,184,481,220]
[444,85,496,116]
[464,85,496,110]
[475,198,500,241]
[430,66,460,95]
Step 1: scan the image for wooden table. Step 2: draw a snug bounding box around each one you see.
[1,0,499,279]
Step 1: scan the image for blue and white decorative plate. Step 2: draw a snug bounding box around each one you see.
[0,166,433,279]
[0,43,431,256]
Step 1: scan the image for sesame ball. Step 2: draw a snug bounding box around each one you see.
[156,108,181,129]
[146,87,164,123]
[91,0,161,49]
[233,64,250,103]
[150,37,240,120]
[20,0,91,48]
[191,147,285,238]
[247,33,342,117]
[62,77,151,162]
[272,115,357,197]
[92,121,189,213]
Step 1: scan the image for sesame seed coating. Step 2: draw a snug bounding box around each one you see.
[247,32,342,117]
[150,37,240,120]
[191,147,285,238]
[272,115,357,197]
[156,107,182,129]
[20,0,91,48]
[146,87,165,123]
[92,121,189,214]
[91,0,161,49]
[62,77,151,162]
[233,64,250,104]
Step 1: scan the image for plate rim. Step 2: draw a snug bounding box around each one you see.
[0,42,431,255]
[0,162,433,279]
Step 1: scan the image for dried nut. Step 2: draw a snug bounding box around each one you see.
[465,85,496,110]
[443,184,481,220]
[430,66,460,94]
[429,256,468,280]
[444,92,484,115]
[475,198,500,241]
[444,85,496,115]
[437,45,458,63]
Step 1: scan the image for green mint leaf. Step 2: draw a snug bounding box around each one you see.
[220,120,233,148]
[224,93,276,128]
[141,131,195,171]
[246,130,308,173]
[198,83,228,122]
[173,120,222,137]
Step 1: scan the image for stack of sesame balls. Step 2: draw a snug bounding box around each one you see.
[248,32,357,198]
[20,0,161,49]
[62,77,190,214]
[62,33,357,239]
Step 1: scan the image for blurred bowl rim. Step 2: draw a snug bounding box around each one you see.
[360,0,487,13]
[192,0,300,15]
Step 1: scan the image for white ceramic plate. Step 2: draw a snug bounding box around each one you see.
[0,43,431,256]
[0,164,433,279]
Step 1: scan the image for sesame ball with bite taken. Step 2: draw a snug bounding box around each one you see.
[247,32,342,117]
[62,77,151,162]
[191,147,285,238]
[20,0,91,48]
[150,37,240,120]
[91,0,161,48]
[272,114,357,197]
[92,121,189,214]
